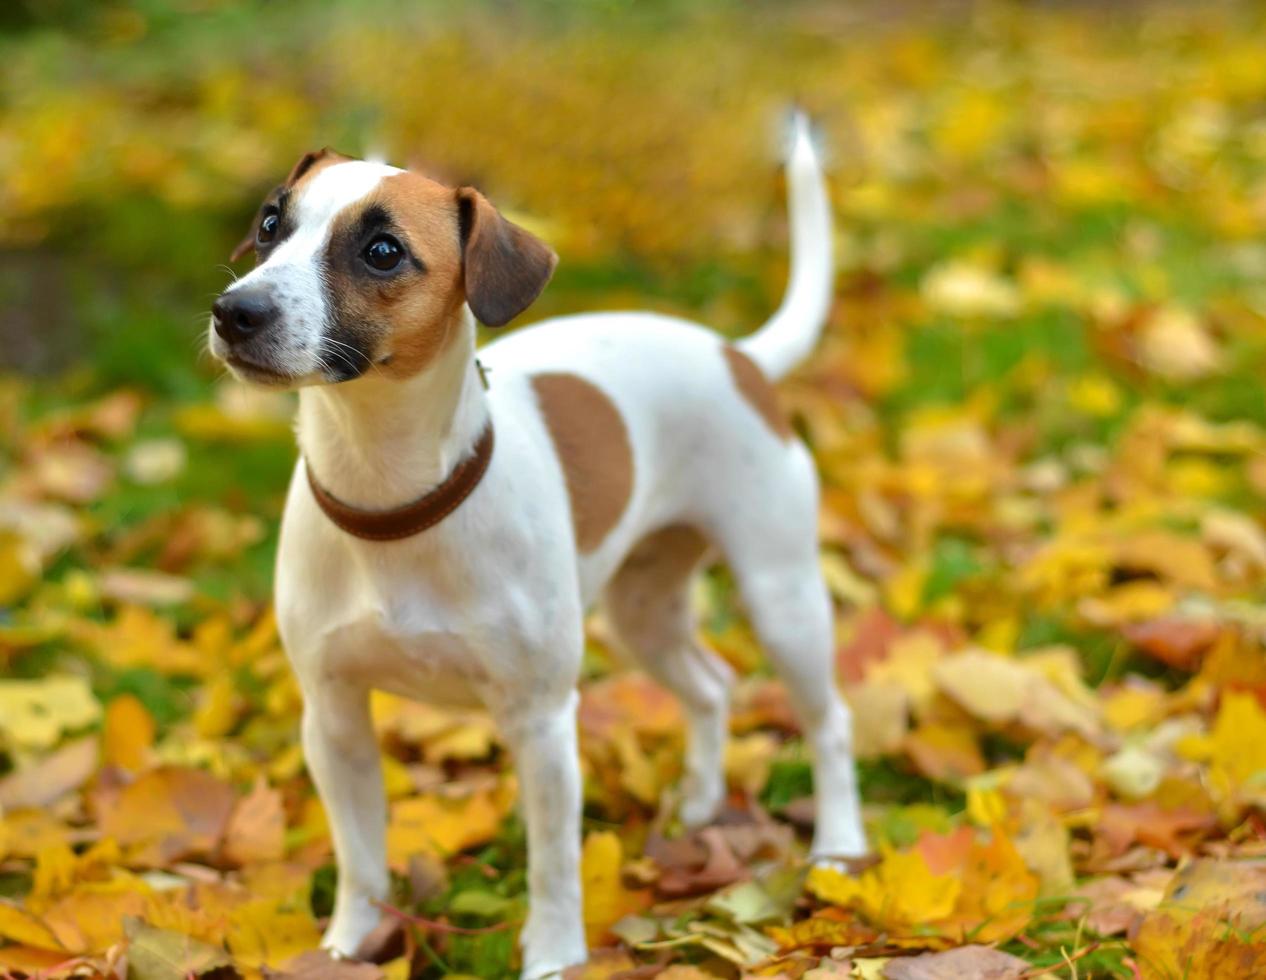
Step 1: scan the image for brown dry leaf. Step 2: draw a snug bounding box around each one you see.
[96,766,236,866]
[124,915,231,980]
[881,945,1031,979]
[1121,618,1221,671]
[272,949,384,979]
[932,650,1098,739]
[0,735,98,809]
[224,778,286,865]
[1068,876,1149,936]
[650,825,749,898]
[904,722,984,781]
[28,442,115,503]
[1158,859,1266,926]
[1132,907,1266,979]
[1096,802,1218,860]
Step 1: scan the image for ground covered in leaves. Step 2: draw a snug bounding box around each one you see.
[3,2,1266,978]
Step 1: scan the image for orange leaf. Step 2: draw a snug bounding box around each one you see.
[103,694,154,772]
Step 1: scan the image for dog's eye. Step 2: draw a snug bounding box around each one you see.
[363,235,404,272]
[258,208,280,244]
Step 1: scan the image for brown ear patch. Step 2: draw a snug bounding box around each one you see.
[458,187,557,327]
[532,372,634,553]
[287,147,353,188]
[723,346,792,441]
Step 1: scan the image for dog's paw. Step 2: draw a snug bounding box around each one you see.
[810,838,874,874]
[677,772,725,829]
[320,908,383,961]
[520,931,587,980]
[521,952,587,980]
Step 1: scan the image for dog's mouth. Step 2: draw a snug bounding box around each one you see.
[223,352,295,386]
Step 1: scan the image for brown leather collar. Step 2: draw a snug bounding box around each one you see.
[305,422,494,541]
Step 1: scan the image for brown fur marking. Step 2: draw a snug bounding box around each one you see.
[531,372,634,553]
[723,345,791,440]
[322,172,466,378]
[457,187,557,328]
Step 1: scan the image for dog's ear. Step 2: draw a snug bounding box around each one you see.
[456,187,557,327]
[229,227,256,263]
[285,147,347,186]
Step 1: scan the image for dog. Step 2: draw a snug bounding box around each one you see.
[209,113,866,978]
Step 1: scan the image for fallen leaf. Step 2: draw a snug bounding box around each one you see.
[881,945,1031,979]
[0,735,98,809]
[224,778,286,865]
[0,675,101,750]
[103,693,155,771]
[97,766,236,866]
[581,830,652,945]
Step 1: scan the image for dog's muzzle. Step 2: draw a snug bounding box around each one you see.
[212,285,279,346]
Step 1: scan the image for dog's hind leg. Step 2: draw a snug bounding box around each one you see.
[718,449,868,860]
[605,526,735,828]
[302,683,390,956]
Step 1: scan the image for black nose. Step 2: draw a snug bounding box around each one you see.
[212,287,278,344]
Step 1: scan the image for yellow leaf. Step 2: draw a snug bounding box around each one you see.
[0,675,100,750]
[103,693,154,771]
[226,899,322,969]
[581,830,651,945]
[966,785,1008,827]
[0,530,39,605]
[1205,691,1266,799]
[0,900,62,951]
[807,848,960,930]
[385,785,512,869]
[194,673,238,738]
[884,559,928,621]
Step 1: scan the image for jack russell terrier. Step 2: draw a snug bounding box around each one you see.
[209,114,866,978]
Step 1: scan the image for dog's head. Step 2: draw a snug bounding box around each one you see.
[209,148,557,387]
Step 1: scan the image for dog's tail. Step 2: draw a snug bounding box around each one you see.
[737,111,834,381]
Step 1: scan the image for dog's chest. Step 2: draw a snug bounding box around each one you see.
[324,611,489,708]
[281,542,499,709]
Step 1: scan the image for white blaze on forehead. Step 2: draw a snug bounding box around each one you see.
[220,160,403,379]
[292,161,404,237]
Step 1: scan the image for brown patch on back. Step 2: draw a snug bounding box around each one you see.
[722,345,792,440]
[531,372,634,553]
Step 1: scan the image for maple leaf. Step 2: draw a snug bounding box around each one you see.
[808,848,961,931]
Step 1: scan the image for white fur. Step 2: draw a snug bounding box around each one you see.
[737,111,834,379]
[210,161,404,382]
[234,121,863,979]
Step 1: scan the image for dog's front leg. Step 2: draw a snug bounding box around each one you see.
[504,691,587,979]
[302,684,389,957]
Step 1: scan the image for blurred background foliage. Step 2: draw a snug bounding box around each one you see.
[4,0,1266,399]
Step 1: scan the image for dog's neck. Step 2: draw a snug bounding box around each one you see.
[296,309,488,511]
